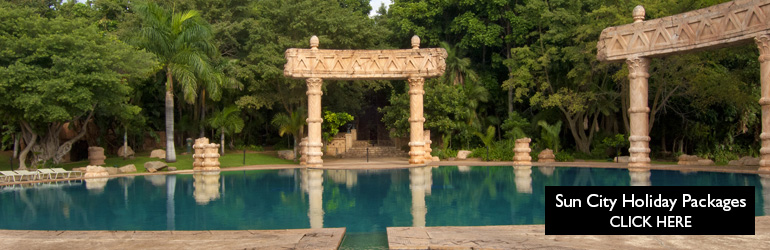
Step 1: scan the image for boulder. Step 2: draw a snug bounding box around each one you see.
[456,150,472,160]
[150,149,166,159]
[73,167,87,173]
[83,165,109,178]
[117,145,135,157]
[614,156,630,163]
[104,167,119,175]
[144,161,168,173]
[432,156,440,162]
[678,154,713,165]
[118,164,137,174]
[277,150,295,160]
[730,156,760,166]
[538,149,556,163]
[697,159,715,166]
[167,166,177,171]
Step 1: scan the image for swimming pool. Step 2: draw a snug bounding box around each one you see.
[0,166,766,249]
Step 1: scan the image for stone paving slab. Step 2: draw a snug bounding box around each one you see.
[387,216,770,250]
[0,228,345,250]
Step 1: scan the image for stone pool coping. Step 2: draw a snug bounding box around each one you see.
[0,228,345,250]
[2,157,769,186]
[387,216,770,250]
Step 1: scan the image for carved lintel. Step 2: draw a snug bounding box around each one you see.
[285,48,447,80]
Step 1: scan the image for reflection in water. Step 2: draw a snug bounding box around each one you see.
[327,170,358,189]
[193,171,221,205]
[514,166,532,194]
[538,166,555,177]
[307,169,324,229]
[628,168,651,186]
[85,178,109,194]
[762,174,770,215]
[167,175,176,230]
[145,175,166,187]
[457,166,470,172]
[409,167,429,227]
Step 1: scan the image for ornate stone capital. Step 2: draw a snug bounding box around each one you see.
[626,56,650,79]
[306,78,323,96]
[756,34,770,62]
[408,77,425,95]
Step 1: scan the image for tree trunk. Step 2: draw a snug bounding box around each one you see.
[220,130,225,155]
[293,135,298,163]
[123,127,128,160]
[165,70,177,163]
[199,90,207,138]
[508,87,513,115]
[12,133,18,160]
[18,121,37,170]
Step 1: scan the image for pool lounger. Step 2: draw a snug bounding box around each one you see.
[14,170,41,181]
[52,168,83,178]
[37,169,62,179]
[0,171,23,182]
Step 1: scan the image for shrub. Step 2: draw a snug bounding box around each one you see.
[555,151,574,162]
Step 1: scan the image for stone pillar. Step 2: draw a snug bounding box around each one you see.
[307,169,324,229]
[193,137,220,171]
[306,78,324,167]
[408,77,425,165]
[626,56,651,167]
[423,130,432,163]
[513,138,532,165]
[299,137,308,166]
[88,147,106,166]
[757,35,770,169]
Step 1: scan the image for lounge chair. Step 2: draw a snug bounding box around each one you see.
[52,168,83,178]
[0,171,22,182]
[37,169,61,179]
[14,170,40,181]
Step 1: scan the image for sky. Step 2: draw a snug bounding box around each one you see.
[369,0,392,16]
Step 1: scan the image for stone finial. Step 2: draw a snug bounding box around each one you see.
[633,5,645,23]
[411,35,420,49]
[310,35,319,50]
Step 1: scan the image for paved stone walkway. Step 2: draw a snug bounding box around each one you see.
[387,216,770,250]
[0,228,345,250]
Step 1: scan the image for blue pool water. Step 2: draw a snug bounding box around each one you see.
[0,166,766,249]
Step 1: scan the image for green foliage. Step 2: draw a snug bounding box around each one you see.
[537,120,562,153]
[555,151,574,162]
[474,126,496,150]
[501,112,528,140]
[322,111,354,143]
[208,106,245,136]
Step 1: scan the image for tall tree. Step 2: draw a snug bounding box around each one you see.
[271,108,307,161]
[207,106,245,155]
[132,2,218,162]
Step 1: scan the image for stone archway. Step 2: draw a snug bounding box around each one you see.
[597,1,770,168]
[284,36,447,167]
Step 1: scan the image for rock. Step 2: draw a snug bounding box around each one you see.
[432,156,440,162]
[698,159,714,166]
[538,149,556,163]
[150,149,166,159]
[277,150,295,160]
[73,167,87,173]
[83,165,109,178]
[167,166,177,171]
[144,161,168,173]
[104,167,118,175]
[678,154,713,165]
[118,164,137,173]
[88,147,106,165]
[614,156,630,163]
[456,150,472,160]
[728,160,741,166]
[740,156,760,166]
[117,145,135,157]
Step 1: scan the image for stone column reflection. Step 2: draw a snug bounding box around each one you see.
[760,174,770,215]
[757,35,770,169]
[628,168,651,186]
[514,166,533,194]
[409,167,427,227]
[166,175,176,230]
[307,169,324,229]
[306,78,324,167]
[626,56,651,167]
[193,171,221,205]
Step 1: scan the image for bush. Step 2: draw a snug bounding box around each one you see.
[555,151,574,162]
[467,139,516,161]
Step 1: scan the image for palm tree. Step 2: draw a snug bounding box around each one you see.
[440,42,478,85]
[133,3,218,163]
[538,120,562,153]
[199,58,242,138]
[208,106,245,155]
[271,108,306,161]
[474,126,496,161]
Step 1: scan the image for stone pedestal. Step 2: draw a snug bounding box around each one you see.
[513,138,532,165]
[757,35,770,169]
[193,137,221,171]
[408,77,425,165]
[423,130,432,163]
[306,78,324,167]
[538,149,555,163]
[84,165,109,178]
[626,56,651,167]
[87,147,106,166]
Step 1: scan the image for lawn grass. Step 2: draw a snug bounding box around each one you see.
[0,150,296,173]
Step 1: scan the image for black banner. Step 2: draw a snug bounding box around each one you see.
[545,186,755,235]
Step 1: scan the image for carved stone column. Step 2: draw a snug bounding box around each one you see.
[306,78,324,167]
[423,130,432,163]
[757,35,770,169]
[408,77,425,165]
[626,56,651,167]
